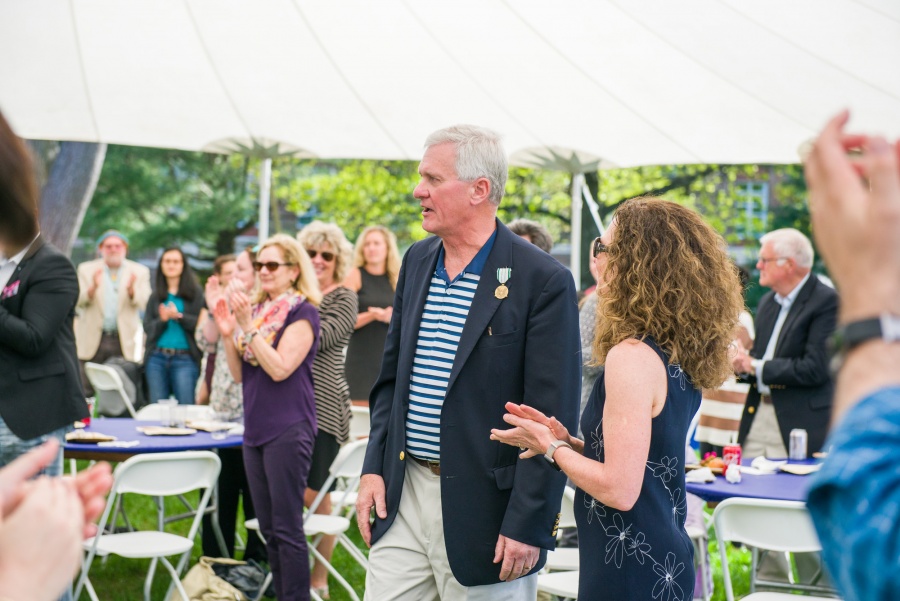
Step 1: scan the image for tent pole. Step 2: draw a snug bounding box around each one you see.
[570,172,583,290]
[259,158,272,241]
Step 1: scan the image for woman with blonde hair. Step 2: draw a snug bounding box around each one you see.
[214,234,321,601]
[296,221,358,598]
[491,197,743,601]
[343,225,400,408]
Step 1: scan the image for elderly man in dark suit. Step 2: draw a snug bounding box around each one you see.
[0,117,88,478]
[356,125,581,600]
[733,228,838,458]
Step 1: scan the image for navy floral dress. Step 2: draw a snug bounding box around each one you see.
[574,338,700,601]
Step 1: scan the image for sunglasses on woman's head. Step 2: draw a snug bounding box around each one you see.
[592,237,609,258]
[252,261,295,272]
[307,249,336,262]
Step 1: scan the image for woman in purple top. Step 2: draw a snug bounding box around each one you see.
[215,234,322,601]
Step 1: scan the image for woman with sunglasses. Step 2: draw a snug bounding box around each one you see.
[343,225,400,408]
[491,198,743,601]
[296,221,358,599]
[214,234,322,601]
[143,247,204,405]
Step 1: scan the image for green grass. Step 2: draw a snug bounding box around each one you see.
[76,469,748,600]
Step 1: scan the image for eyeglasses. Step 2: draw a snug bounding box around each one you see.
[252,261,295,272]
[592,237,609,258]
[307,249,336,262]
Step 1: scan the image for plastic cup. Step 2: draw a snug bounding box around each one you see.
[157,399,178,426]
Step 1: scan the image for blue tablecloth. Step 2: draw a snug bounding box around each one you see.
[685,459,820,503]
[65,418,242,458]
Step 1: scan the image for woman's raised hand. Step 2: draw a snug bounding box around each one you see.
[213,298,235,338]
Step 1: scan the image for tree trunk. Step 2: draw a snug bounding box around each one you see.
[38,142,107,253]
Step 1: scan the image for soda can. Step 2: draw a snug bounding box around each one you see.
[790,429,808,461]
[723,443,742,478]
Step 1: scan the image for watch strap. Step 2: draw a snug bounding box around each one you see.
[544,439,573,470]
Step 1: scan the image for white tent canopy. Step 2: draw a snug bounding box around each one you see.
[2,0,899,166]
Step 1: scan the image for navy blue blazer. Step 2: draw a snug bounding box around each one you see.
[0,236,88,440]
[737,275,838,454]
[362,221,582,586]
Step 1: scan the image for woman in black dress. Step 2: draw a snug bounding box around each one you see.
[343,225,400,408]
[492,198,743,600]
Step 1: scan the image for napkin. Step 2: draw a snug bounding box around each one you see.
[97,440,140,448]
[745,457,787,475]
[685,467,715,483]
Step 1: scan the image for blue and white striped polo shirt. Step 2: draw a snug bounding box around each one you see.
[406,230,497,461]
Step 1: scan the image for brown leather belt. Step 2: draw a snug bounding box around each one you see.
[410,455,441,476]
[761,394,773,404]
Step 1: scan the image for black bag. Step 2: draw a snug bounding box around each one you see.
[212,560,274,600]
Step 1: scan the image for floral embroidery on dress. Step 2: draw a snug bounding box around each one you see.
[581,406,689,600]
[667,364,687,391]
[652,552,686,601]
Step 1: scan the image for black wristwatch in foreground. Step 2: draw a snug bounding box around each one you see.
[829,313,900,375]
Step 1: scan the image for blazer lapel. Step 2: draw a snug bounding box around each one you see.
[397,239,442,391]
[752,292,780,357]
[773,276,817,356]
[445,221,512,394]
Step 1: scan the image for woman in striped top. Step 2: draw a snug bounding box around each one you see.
[296,221,359,599]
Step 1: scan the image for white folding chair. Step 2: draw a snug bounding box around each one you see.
[327,438,369,518]
[135,403,215,421]
[545,487,578,572]
[713,498,840,600]
[245,440,370,601]
[75,451,221,601]
[537,570,579,600]
[85,362,138,418]
[348,405,370,441]
[687,522,711,601]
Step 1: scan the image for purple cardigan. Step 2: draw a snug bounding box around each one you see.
[241,300,319,446]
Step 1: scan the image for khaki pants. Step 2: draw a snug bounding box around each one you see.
[364,459,538,601]
[743,401,788,459]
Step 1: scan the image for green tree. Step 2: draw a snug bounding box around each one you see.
[82,145,255,257]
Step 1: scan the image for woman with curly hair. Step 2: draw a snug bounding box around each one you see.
[491,197,743,600]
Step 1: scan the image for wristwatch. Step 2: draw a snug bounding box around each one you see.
[242,329,259,346]
[544,439,573,471]
[829,313,900,374]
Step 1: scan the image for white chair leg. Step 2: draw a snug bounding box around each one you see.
[310,545,360,601]
[252,572,274,601]
[160,557,190,601]
[144,556,158,601]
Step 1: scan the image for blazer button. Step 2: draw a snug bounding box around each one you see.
[399,451,405,461]
[748,406,755,414]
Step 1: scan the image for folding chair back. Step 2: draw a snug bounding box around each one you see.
[310,439,369,514]
[85,362,138,418]
[77,452,221,601]
[559,486,577,530]
[348,405,370,440]
[713,498,835,601]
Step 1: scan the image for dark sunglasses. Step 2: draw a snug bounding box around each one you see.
[592,237,609,258]
[252,261,295,272]
[306,249,336,262]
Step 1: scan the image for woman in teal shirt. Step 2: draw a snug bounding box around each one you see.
[144,247,204,405]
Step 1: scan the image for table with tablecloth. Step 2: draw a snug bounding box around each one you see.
[686,459,821,503]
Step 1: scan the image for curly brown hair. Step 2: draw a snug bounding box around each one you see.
[592,197,744,390]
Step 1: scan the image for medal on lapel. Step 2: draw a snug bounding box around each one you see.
[495,267,511,299]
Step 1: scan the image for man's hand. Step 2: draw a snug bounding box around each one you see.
[732,351,753,375]
[493,534,540,582]
[126,273,137,299]
[87,268,103,300]
[355,474,387,547]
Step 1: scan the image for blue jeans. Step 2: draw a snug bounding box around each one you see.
[145,351,199,405]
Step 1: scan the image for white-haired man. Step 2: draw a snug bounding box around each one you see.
[732,228,838,457]
[356,125,581,599]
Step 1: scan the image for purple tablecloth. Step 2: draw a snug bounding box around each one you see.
[65,418,242,459]
[685,459,820,503]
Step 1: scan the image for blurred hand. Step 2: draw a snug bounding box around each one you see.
[204,275,222,308]
[805,110,900,320]
[229,291,253,330]
[126,273,137,298]
[213,299,236,338]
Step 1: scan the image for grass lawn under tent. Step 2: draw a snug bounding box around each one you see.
[75,467,753,601]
